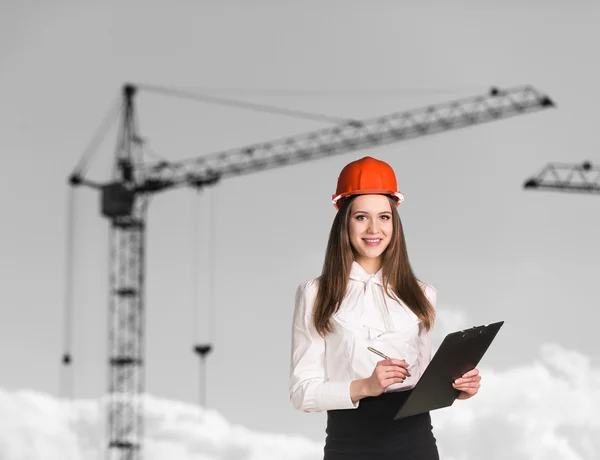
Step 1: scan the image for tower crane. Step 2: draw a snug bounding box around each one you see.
[523,161,600,194]
[66,83,554,460]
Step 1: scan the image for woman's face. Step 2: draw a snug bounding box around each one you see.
[348,194,393,264]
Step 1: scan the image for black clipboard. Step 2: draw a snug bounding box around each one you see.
[393,321,504,420]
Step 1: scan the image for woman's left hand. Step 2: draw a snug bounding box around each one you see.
[453,368,481,400]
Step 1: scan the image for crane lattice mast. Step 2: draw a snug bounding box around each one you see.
[68,83,554,460]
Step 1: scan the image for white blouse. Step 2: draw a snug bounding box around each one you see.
[289,261,436,413]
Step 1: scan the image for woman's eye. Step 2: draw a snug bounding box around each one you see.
[355,215,390,221]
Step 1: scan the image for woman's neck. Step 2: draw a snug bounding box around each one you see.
[355,257,382,275]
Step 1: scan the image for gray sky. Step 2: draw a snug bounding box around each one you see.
[1,0,599,455]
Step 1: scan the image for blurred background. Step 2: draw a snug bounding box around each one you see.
[1,1,599,459]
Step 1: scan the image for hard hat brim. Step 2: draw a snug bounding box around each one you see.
[331,190,404,210]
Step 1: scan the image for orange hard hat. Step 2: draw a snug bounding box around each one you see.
[332,156,404,210]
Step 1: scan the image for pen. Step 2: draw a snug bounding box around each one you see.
[367,346,391,360]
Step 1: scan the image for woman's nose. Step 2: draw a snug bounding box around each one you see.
[367,219,379,233]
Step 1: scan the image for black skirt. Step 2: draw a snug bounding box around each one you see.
[324,390,439,460]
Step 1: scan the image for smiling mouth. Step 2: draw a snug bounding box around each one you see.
[363,238,383,246]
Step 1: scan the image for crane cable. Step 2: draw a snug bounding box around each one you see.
[61,93,121,402]
[60,186,77,400]
[138,85,483,97]
[190,185,217,409]
[71,95,122,179]
[207,187,216,350]
[137,83,361,125]
[191,190,201,347]
[204,186,217,409]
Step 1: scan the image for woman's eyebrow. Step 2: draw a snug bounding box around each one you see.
[352,210,392,215]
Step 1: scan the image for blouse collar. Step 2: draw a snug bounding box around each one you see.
[349,260,383,286]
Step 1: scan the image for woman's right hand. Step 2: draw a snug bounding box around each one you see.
[363,358,411,397]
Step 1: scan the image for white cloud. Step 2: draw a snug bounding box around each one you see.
[429,308,600,460]
[431,304,471,346]
[0,307,598,460]
[0,389,322,460]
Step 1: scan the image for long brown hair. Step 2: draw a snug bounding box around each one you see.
[313,195,435,337]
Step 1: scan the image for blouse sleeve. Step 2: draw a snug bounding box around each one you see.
[417,283,437,379]
[288,281,359,412]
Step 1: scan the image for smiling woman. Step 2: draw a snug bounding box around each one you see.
[288,156,482,460]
